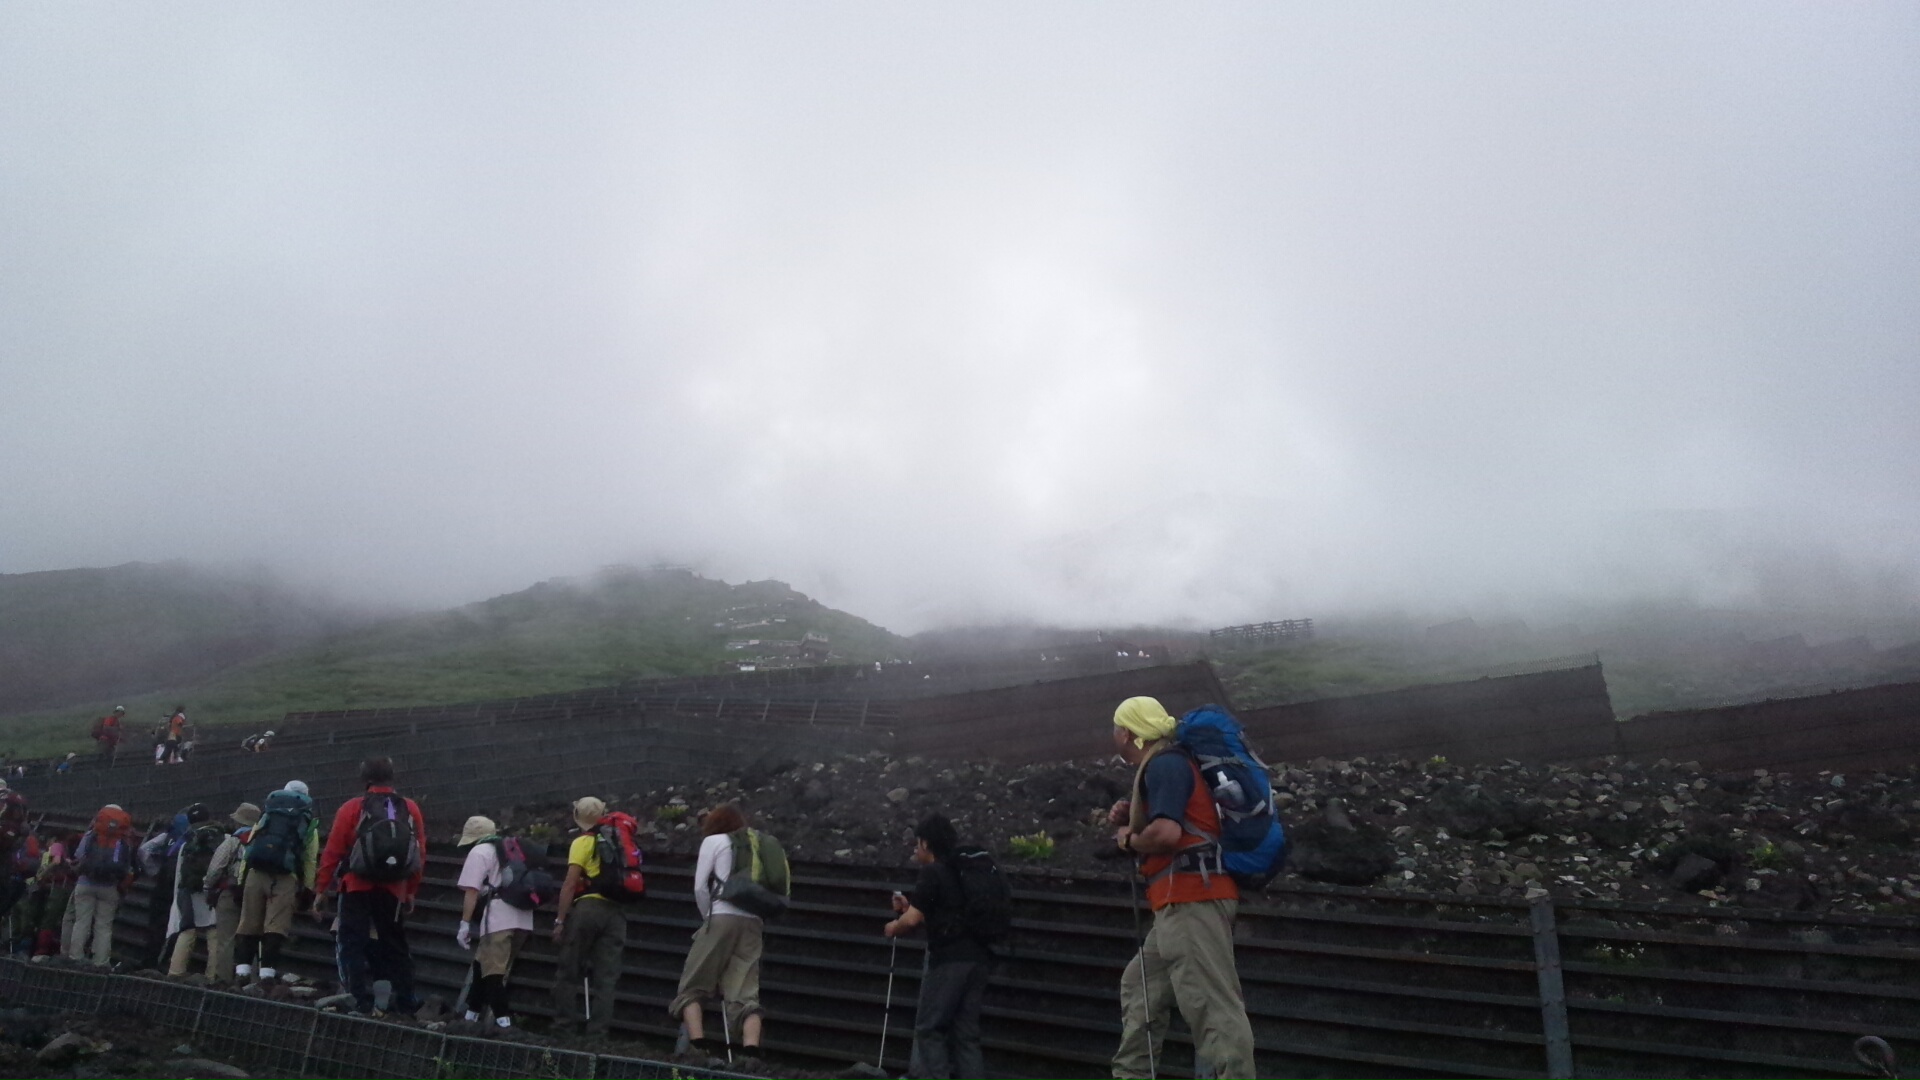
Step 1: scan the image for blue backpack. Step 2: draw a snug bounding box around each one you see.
[1175,705,1288,888]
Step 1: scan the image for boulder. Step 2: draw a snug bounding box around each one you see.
[165,1057,250,1079]
[1670,853,1723,892]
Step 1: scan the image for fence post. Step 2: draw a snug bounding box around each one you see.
[1530,896,1574,1079]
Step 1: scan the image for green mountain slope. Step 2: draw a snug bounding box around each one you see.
[2,566,903,759]
[0,561,355,715]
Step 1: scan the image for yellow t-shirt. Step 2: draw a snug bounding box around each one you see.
[569,833,606,901]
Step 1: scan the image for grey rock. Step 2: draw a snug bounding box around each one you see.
[36,1032,105,1065]
[886,788,909,805]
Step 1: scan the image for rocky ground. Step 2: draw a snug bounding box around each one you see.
[0,1009,251,1079]
[552,749,1920,915]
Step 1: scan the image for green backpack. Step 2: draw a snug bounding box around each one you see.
[714,828,791,919]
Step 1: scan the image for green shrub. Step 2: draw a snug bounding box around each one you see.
[1009,832,1055,861]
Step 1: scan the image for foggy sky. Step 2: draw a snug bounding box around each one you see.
[4,5,1917,632]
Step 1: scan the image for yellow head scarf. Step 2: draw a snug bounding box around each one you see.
[1113,696,1177,749]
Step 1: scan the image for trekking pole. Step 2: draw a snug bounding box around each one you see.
[722,1007,735,1065]
[582,977,591,1024]
[877,936,899,1067]
[1129,874,1156,1080]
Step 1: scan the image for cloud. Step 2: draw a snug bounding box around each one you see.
[3,4,1917,631]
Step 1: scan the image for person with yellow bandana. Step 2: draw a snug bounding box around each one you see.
[1107,696,1257,1079]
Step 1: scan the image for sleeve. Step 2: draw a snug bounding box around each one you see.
[457,845,489,893]
[315,799,357,895]
[908,863,944,915]
[205,836,239,889]
[1143,752,1196,825]
[409,801,427,893]
[692,834,719,919]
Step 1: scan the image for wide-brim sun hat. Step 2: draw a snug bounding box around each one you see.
[572,796,606,831]
[457,815,497,847]
[231,802,261,827]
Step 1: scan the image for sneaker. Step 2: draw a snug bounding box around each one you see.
[494,1016,512,1029]
[464,1010,480,1023]
[257,967,276,981]
[235,964,253,980]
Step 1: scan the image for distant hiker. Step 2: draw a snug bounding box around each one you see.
[236,780,318,983]
[151,718,169,765]
[884,813,1010,1080]
[66,804,135,965]
[0,782,37,926]
[162,804,225,976]
[162,706,188,764]
[28,829,76,957]
[455,815,551,1029]
[672,802,787,1063]
[92,707,125,763]
[1106,696,1256,1080]
[241,731,274,753]
[551,796,640,1036]
[187,802,259,982]
[55,753,75,775]
[315,757,426,1017]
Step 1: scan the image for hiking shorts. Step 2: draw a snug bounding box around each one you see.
[238,871,300,936]
[475,928,527,978]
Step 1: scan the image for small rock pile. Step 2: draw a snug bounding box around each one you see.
[560,750,1920,914]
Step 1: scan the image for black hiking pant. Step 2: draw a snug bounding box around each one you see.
[338,890,419,1014]
[909,957,989,1079]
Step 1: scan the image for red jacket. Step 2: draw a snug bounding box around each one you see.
[315,786,427,899]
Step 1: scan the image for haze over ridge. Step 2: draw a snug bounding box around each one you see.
[3,5,1916,632]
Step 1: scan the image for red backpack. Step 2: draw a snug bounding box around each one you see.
[588,812,647,903]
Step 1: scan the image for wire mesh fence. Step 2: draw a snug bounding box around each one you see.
[0,960,746,1079]
[438,1034,598,1079]
[196,992,321,1076]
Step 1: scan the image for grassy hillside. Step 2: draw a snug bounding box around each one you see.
[1,567,905,759]
[0,561,356,715]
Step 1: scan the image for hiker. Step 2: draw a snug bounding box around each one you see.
[455,815,547,1029]
[186,802,258,982]
[671,802,786,1063]
[66,804,135,965]
[163,706,188,764]
[1106,696,1257,1080]
[92,707,125,763]
[242,731,274,753]
[55,753,75,775]
[163,804,226,976]
[884,813,1009,1080]
[236,780,318,983]
[0,779,31,922]
[7,825,46,955]
[315,757,426,1017]
[550,796,634,1036]
[138,811,190,969]
[28,828,79,956]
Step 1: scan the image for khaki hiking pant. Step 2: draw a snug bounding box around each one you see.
[669,912,764,1034]
[65,881,119,966]
[1113,898,1256,1080]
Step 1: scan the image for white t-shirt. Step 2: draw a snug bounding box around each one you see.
[457,841,536,935]
[693,832,757,920]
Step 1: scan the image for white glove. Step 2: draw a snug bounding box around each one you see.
[457,922,473,950]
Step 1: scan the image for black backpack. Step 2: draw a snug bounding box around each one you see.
[948,846,1013,945]
[490,837,557,911]
[177,823,226,892]
[348,792,421,883]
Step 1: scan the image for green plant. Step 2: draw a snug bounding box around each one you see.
[524,822,558,844]
[1749,841,1787,870]
[657,804,688,822]
[1008,832,1055,861]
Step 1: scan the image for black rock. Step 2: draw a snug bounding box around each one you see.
[1669,853,1723,892]
[795,778,834,811]
[1288,817,1396,886]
